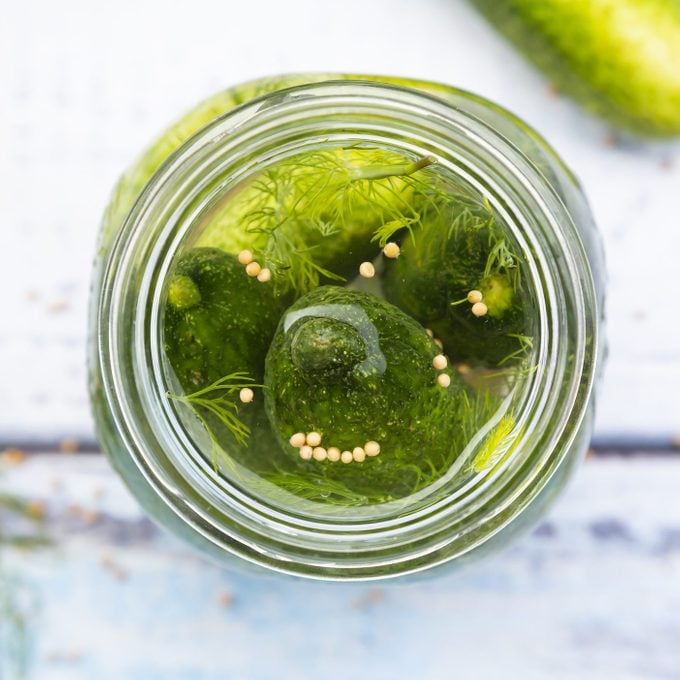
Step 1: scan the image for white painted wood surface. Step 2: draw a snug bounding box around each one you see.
[2,0,680,443]
[2,453,680,679]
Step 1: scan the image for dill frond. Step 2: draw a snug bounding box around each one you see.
[260,471,372,506]
[469,414,518,473]
[167,372,261,456]
[199,147,448,296]
[497,334,534,366]
[371,218,418,247]
[484,238,521,291]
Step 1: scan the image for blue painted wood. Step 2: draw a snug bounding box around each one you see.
[2,454,680,679]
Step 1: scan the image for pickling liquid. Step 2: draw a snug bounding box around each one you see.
[162,145,538,510]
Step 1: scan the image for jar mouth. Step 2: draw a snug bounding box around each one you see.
[96,80,600,579]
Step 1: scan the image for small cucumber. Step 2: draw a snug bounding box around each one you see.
[264,287,473,499]
[164,247,288,390]
[382,199,529,368]
[471,0,680,136]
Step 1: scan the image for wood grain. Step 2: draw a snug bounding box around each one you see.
[1,453,679,678]
[1,1,679,440]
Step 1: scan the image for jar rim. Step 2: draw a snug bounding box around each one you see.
[95,78,601,579]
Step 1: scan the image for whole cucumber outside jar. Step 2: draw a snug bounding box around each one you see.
[88,74,605,580]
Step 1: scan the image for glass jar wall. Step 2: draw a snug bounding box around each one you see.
[88,75,605,580]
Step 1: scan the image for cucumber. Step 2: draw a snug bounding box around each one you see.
[382,196,529,368]
[263,287,472,500]
[164,247,296,471]
[164,247,288,390]
[471,0,680,136]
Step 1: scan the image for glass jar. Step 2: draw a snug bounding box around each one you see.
[88,74,605,580]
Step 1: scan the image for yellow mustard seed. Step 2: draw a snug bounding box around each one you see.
[313,447,328,461]
[238,249,253,265]
[239,387,254,403]
[359,262,375,278]
[245,261,261,277]
[306,431,322,447]
[437,373,451,388]
[467,290,483,304]
[432,354,447,370]
[383,242,400,259]
[289,432,306,448]
[364,441,381,457]
[471,302,488,317]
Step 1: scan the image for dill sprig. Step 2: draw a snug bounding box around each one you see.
[484,238,521,291]
[0,491,49,550]
[479,362,539,382]
[473,335,537,383]
[468,414,519,473]
[427,189,522,293]
[259,470,372,506]
[167,372,261,468]
[204,148,442,296]
[498,334,534,366]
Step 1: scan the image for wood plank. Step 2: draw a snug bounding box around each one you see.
[2,453,679,678]
[2,0,680,443]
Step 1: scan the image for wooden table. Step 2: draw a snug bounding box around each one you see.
[2,0,680,447]
[2,451,679,679]
[3,0,680,677]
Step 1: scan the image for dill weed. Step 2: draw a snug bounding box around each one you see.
[163,145,536,506]
[195,148,437,295]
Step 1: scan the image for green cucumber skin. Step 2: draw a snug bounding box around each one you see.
[164,248,289,467]
[164,248,289,390]
[264,287,469,499]
[265,286,447,450]
[471,0,680,136]
[383,211,527,368]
